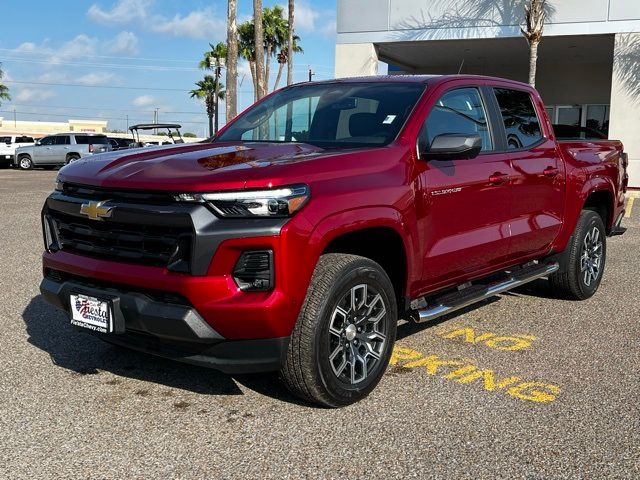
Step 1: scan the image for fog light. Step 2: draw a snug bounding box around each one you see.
[233,250,274,291]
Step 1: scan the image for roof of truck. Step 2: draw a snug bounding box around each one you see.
[295,74,533,89]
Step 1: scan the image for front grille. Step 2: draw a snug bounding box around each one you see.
[46,210,192,269]
[61,183,175,204]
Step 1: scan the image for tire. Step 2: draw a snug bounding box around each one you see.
[66,154,80,164]
[281,253,397,407]
[18,155,33,170]
[549,210,606,300]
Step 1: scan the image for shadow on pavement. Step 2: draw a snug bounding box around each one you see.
[22,295,306,405]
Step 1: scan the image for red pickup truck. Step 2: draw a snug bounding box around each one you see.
[40,75,628,407]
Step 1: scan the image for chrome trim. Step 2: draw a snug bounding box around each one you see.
[416,262,559,323]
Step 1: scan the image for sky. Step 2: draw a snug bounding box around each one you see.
[0,0,337,137]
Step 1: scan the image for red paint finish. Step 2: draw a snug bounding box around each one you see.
[45,75,627,341]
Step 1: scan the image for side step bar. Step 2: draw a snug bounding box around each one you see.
[414,261,559,323]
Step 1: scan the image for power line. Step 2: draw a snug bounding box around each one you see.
[4,102,203,115]
[0,109,207,125]
[3,80,189,92]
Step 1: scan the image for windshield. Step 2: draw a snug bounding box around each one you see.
[216,82,425,148]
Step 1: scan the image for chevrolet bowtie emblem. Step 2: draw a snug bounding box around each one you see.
[79,200,113,220]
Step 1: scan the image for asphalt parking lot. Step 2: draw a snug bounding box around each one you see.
[0,169,638,479]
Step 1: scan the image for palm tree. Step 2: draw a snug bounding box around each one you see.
[0,66,10,106]
[226,0,238,122]
[190,75,225,137]
[200,42,227,133]
[273,36,302,91]
[287,0,295,86]
[238,21,257,101]
[253,0,266,100]
[521,0,547,87]
[262,6,288,89]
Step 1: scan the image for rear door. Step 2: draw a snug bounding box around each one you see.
[417,86,514,287]
[492,87,565,258]
[51,135,71,163]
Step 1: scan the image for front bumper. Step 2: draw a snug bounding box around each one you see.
[40,275,290,374]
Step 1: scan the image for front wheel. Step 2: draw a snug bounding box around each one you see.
[549,210,607,300]
[18,156,33,170]
[281,253,397,407]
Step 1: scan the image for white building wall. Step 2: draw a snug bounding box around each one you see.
[609,32,640,188]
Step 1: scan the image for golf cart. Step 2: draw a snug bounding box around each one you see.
[129,123,185,148]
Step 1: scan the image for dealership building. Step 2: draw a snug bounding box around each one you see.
[335,0,640,187]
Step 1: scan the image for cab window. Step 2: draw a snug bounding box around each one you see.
[39,137,55,146]
[420,88,493,152]
[494,88,543,149]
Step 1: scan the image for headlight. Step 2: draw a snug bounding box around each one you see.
[174,185,310,218]
[54,177,64,192]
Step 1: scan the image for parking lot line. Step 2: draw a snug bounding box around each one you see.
[625,197,634,218]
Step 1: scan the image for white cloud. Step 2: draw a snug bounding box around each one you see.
[150,11,225,39]
[88,0,150,24]
[287,1,336,38]
[77,72,117,86]
[88,1,225,40]
[107,31,139,55]
[15,88,55,102]
[295,2,320,32]
[132,95,156,107]
[51,35,97,63]
[13,35,97,64]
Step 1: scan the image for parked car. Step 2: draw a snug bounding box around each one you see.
[107,137,136,151]
[40,75,628,407]
[0,135,35,167]
[15,133,112,170]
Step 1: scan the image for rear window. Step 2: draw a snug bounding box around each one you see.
[15,136,34,143]
[494,88,543,150]
[75,135,109,145]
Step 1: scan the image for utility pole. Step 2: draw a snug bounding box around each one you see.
[307,66,314,129]
[126,114,129,130]
[153,108,158,135]
[215,57,221,134]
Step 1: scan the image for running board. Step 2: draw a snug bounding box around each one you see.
[413,262,559,323]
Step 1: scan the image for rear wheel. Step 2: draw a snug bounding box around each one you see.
[66,154,80,164]
[281,253,397,407]
[18,156,33,170]
[549,210,606,299]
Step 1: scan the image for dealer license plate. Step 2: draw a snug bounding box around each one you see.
[70,294,113,333]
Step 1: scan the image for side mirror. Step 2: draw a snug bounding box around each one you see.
[35,140,41,146]
[420,133,482,160]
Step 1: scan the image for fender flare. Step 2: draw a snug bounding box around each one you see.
[302,206,419,294]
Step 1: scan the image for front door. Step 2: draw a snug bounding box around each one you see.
[32,136,56,164]
[417,87,514,288]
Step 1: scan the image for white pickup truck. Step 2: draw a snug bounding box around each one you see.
[0,135,35,167]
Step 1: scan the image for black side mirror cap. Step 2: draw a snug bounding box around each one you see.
[420,133,482,160]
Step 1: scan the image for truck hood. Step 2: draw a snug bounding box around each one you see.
[57,142,334,191]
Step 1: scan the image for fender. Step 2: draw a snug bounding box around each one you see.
[301,206,419,297]
[552,174,615,252]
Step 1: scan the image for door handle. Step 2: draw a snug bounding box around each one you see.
[488,172,509,185]
[543,166,559,177]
